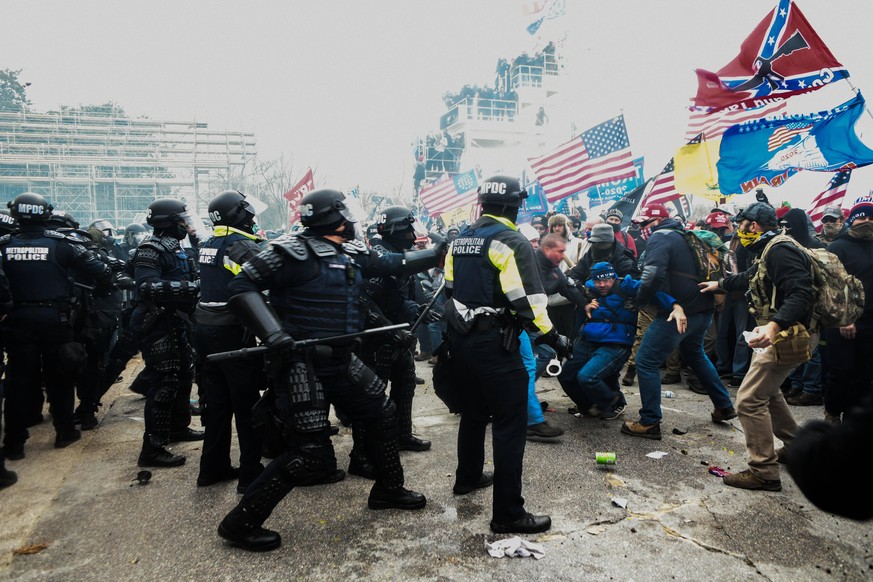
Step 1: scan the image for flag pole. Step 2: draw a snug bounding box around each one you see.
[844,78,873,124]
[700,133,716,186]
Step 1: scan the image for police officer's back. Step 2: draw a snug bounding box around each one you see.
[444,175,569,535]
[0,193,110,459]
[194,190,265,492]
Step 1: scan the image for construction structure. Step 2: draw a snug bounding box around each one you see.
[0,106,256,228]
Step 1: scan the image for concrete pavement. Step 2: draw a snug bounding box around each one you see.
[1,359,871,581]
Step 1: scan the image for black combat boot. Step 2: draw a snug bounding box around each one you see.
[368,483,426,510]
[0,460,17,489]
[54,428,81,449]
[396,395,431,452]
[218,507,281,552]
[138,436,185,467]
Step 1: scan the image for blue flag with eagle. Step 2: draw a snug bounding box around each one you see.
[717,93,873,194]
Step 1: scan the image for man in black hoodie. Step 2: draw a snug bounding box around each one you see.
[822,196,873,423]
[701,202,816,491]
[620,204,735,440]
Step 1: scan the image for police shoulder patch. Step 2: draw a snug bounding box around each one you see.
[306,237,338,257]
[271,234,309,261]
[342,239,368,254]
[44,229,67,240]
[159,237,181,252]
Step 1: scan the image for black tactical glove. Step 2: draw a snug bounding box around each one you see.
[263,329,296,352]
[538,329,572,360]
[418,304,444,324]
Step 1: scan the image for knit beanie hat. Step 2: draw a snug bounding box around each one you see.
[591,261,617,280]
[847,195,873,224]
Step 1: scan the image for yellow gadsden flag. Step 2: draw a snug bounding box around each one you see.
[674,137,730,202]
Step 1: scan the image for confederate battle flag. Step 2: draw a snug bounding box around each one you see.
[693,0,848,113]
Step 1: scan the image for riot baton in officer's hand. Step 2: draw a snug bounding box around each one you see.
[206,323,410,362]
[410,281,445,334]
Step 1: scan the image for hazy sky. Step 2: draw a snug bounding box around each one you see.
[4,0,873,210]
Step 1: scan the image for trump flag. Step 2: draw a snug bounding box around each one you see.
[717,93,873,195]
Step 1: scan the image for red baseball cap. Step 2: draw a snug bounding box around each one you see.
[705,212,730,228]
[632,203,670,223]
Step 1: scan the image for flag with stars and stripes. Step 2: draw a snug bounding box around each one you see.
[694,0,848,112]
[685,101,787,142]
[528,115,636,204]
[808,170,851,229]
[418,170,479,215]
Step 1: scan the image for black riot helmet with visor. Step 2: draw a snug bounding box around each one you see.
[0,209,18,234]
[8,192,53,223]
[146,198,189,240]
[90,219,116,241]
[376,205,417,250]
[207,190,257,231]
[124,223,148,248]
[477,175,528,223]
[299,189,358,239]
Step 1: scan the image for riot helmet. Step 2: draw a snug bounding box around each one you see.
[49,211,80,231]
[477,175,527,223]
[90,219,116,241]
[207,190,256,230]
[124,223,148,248]
[146,198,189,239]
[0,209,19,235]
[376,205,416,249]
[299,189,357,239]
[8,192,53,223]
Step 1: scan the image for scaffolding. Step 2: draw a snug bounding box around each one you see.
[0,109,256,228]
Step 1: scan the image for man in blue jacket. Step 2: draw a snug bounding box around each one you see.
[558,262,685,419]
[621,204,736,440]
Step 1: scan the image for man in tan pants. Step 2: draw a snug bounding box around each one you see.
[700,202,816,491]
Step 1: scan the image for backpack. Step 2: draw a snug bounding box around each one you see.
[666,228,732,282]
[749,234,865,328]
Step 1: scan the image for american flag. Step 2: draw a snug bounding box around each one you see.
[418,170,479,215]
[640,135,702,207]
[767,122,813,151]
[807,170,851,229]
[685,101,787,142]
[528,115,636,204]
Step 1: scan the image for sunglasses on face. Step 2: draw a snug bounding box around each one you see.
[821,217,838,224]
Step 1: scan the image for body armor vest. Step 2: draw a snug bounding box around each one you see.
[271,246,364,340]
[450,221,510,310]
[0,230,71,303]
[369,239,416,323]
[198,230,253,304]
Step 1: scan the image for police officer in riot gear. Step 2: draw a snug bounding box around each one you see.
[444,175,570,534]
[194,190,267,492]
[90,219,128,261]
[131,198,202,468]
[349,205,434,478]
[0,193,111,459]
[217,188,445,552]
[120,223,148,257]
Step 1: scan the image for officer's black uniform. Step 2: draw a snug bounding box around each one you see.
[131,198,201,468]
[444,176,569,534]
[194,190,265,491]
[217,188,443,552]
[351,206,435,476]
[0,193,110,459]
